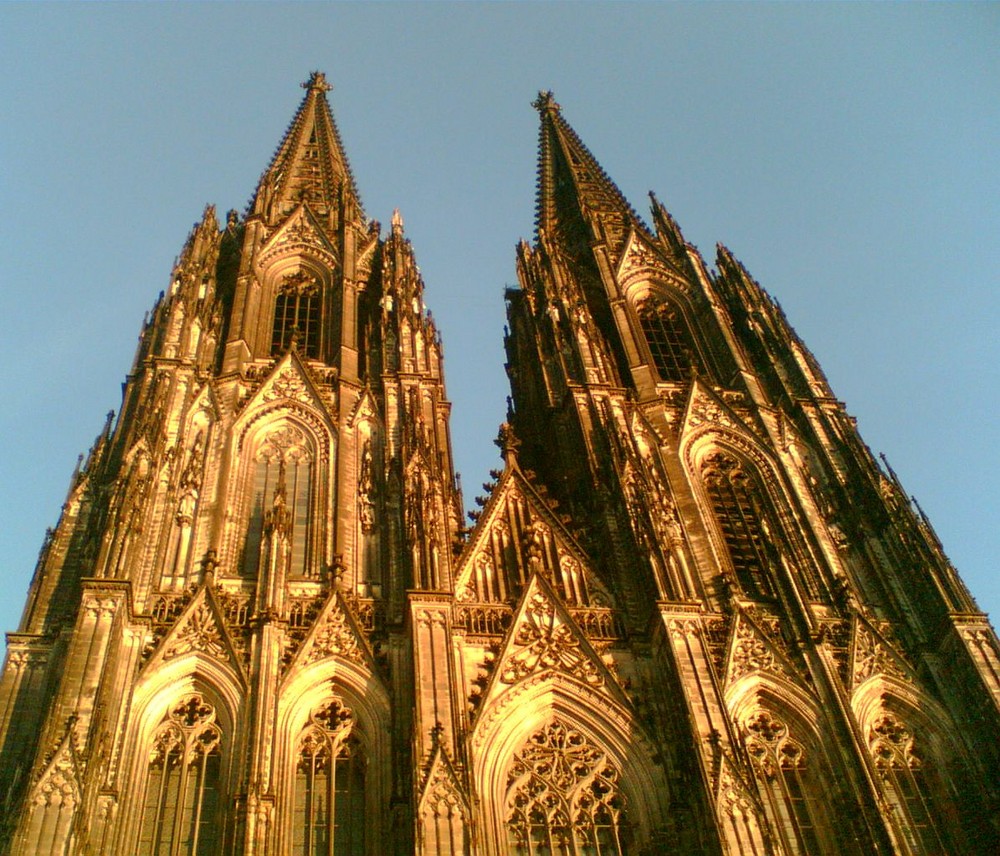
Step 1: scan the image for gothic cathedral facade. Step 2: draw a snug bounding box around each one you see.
[2,74,998,856]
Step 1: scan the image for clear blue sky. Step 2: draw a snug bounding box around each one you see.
[1,3,997,644]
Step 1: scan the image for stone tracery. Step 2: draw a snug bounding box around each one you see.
[505,720,629,856]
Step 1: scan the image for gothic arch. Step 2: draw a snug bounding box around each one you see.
[275,662,391,855]
[116,656,244,854]
[472,676,668,855]
[684,432,824,602]
[254,245,338,361]
[623,282,706,383]
[851,678,978,853]
[728,679,844,855]
[223,406,335,580]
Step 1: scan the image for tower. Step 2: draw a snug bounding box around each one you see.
[1,76,997,856]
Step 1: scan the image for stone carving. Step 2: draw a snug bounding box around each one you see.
[358,439,375,533]
[853,623,910,685]
[729,620,776,683]
[500,589,602,687]
[162,602,227,660]
[264,369,310,403]
[505,720,627,853]
[302,597,365,666]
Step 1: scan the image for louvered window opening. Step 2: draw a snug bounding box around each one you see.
[638,299,695,382]
[273,274,321,358]
[703,454,776,600]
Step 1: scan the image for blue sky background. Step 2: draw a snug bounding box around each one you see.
[1,3,997,645]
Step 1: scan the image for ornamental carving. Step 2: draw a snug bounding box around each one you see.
[310,697,353,733]
[868,712,920,775]
[420,754,468,819]
[501,590,602,687]
[854,624,909,685]
[304,600,365,666]
[505,720,627,854]
[688,396,736,430]
[730,621,776,682]
[264,369,310,403]
[358,440,375,533]
[743,710,805,782]
[163,602,227,661]
[149,694,221,767]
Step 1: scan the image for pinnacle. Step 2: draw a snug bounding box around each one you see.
[532,90,560,113]
[302,70,332,93]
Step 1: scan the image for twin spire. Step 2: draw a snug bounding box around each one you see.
[252,74,659,259]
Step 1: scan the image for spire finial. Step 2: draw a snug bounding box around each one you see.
[532,90,560,113]
[302,71,332,93]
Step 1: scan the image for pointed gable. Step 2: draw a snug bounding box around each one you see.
[454,457,613,609]
[239,350,335,424]
[417,741,471,822]
[257,203,339,270]
[680,376,764,443]
[723,609,805,690]
[850,612,916,689]
[282,588,378,677]
[616,224,688,287]
[474,573,630,721]
[143,584,247,683]
[29,726,83,807]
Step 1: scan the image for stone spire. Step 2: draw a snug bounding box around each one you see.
[532,90,643,264]
[249,71,364,227]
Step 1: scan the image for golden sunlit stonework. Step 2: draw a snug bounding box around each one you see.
[2,73,998,855]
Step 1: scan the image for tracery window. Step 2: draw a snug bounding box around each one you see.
[242,426,314,578]
[702,452,777,600]
[137,695,224,856]
[744,710,825,855]
[293,699,366,856]
[869,713,948,853]
[636,297,698,382]
[506,720,629,856]
[273,271,321,358]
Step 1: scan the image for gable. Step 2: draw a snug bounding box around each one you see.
[454,462,613,608]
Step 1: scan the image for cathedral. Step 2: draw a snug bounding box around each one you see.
[2,72,999,856]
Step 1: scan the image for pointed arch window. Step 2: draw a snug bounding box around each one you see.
[702,452,777,600]
[273,271,321,358]
[869,713,950,853]
[242,426,314,579]
[293,699,366,856]
[506,720,630,856]
[744,710,826,855]
[636,297,699,382]
[137,695,224,856]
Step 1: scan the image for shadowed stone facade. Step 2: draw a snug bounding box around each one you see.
[2,74,998,855]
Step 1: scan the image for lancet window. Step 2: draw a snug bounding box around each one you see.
[273,271,321,358]
[743,710,825,855]
[242,426,314,578]
[505,720,629,856]
[137,695,224,856]
[636,297,699,382]
[292,698,366,856]
[701,451,777,600]
[868,713,949,853]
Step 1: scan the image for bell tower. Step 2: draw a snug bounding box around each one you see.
[0,73,462,855]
